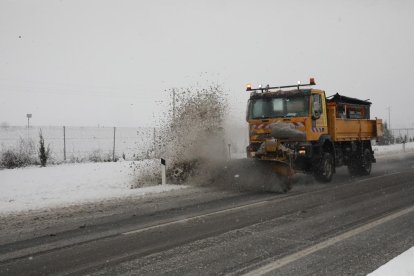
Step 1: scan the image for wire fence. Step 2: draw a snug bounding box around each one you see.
[0,126,154,162]
[3,125,410,163]
[389,128,414,143]
[0,125,249,163]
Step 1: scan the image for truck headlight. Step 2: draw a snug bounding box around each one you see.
[298,147,306,155]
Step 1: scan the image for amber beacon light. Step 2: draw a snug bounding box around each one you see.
[310,77,316,85]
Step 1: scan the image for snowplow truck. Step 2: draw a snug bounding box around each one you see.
[246,78,383,183]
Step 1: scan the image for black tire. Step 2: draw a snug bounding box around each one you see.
[360,148,372,175]
[347,163,359,176]
[348,148,372,176]
[314,152,334,183]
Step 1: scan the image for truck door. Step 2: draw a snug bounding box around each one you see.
[311,92,328,138]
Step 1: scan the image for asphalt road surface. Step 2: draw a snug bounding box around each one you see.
[1,154,414,275]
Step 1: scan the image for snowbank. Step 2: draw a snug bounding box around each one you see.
[0,161,185,215]
[373,142,414,156]
[368,246,414,276]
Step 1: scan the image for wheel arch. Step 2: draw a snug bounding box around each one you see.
[318,135,336,171]
[318,135,334,152]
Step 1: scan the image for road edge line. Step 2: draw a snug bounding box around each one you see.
[242,204,414,276]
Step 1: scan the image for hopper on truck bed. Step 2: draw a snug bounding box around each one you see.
[326,93,383,141]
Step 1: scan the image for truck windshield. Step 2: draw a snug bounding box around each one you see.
[249,96,309,119]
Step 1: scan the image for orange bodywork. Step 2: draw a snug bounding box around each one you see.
[327,102,383,141]
[245,85,383,179]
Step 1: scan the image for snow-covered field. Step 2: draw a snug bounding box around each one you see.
[0,160,185,215]
[373,142,414,155]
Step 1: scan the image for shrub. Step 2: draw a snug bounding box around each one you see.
[87,149,117,162]
[1,150,22,168]
[38,130,50,167]
[88,149,104,162]
[0,138,37,168]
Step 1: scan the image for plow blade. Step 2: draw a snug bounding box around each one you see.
[210,159,293,193]
[271,161,294,177]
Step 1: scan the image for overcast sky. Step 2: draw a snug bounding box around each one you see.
[1,0,413,128]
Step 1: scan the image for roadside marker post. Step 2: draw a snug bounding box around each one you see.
[63,126,66,161]
[113,127,116,161]
[161,158,166,185]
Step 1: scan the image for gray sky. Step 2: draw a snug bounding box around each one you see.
[1,0,413,128]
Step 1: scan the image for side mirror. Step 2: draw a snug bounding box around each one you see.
[312,100,321,120]
[312,110,321,120]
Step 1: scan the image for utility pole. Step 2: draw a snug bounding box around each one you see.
[112,127,116,161]
[63,126,66,161]
[387,106,391,129]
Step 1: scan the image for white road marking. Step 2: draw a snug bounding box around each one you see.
[242,205,414,276]
[123,172,403,236]
[357,172,401,183]
[122,199,279,235]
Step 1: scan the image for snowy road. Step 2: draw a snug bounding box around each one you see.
[1,154,414,275]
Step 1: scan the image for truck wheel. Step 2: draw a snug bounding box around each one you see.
[348,149,372,176]
[347,164,359,176]
[314,152,334,183]
[361,148,372,175]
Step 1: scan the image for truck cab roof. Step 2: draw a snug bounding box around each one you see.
[249,89,319,100]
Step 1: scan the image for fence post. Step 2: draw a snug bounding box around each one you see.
[63,126,66,161]
[153,127,156,158]
[113,127,116,161]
